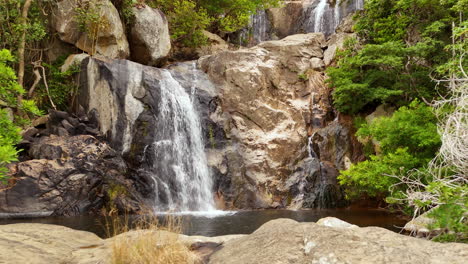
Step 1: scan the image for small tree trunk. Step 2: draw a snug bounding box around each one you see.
[17,0,33,95]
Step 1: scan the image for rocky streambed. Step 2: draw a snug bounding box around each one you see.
[0,217,467,264]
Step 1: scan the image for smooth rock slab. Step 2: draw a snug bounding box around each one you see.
[0,223,102,264]
[209,218,468,264]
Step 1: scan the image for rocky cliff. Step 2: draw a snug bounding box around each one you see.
[74,32,359,210]
[1,0,362,214]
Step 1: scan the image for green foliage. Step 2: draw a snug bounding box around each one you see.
[327,0,467,114]
[0,49,24,107]
[0,109,21,182]
[430,202,468,243]
[338,100,440,198]
[298,73,309,81]
[198,0,280,33]
[357,100,440,158]
[148,0,280,47]
[0,0,47,51]
[0,49,41,116]
[340,148,422,198]
[150,0,212,48]
[436,20,468,77]
[36,56,81,111]
[116,0,137,26]
[74,0,110,54]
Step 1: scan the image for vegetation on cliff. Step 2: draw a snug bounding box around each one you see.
[329,0,467,241]
[0,49,41,181]
[147,0,280,47]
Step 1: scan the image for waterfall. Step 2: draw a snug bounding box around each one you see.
[313,0,328,33]
[150,69,215,212]
[305,0,365,36]
[252,9,270,44]
[334,0,341,29]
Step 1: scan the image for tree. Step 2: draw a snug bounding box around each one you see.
[148,0,280,47]
[327,0,466,114]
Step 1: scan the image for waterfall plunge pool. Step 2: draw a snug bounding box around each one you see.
[0,209,408,238]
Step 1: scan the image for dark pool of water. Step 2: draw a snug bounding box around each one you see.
[0,209,408,238]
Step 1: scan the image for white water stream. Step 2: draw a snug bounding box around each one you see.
[150,70,216,212]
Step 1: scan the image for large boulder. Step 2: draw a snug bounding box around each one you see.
[129,5,171,65]
[53,0,129,59]
[0,223,102,264]
[196,31,231,57]
[78,58,225,208]
[267,2,304,39]
[209,218,468,264]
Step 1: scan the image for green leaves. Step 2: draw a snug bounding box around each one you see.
[357,100,440,157]
[0,49,42,117]
[0,49,24,108]
[0,109,21,181]
[0,0,47,51]
[338,101,440,199]
[148,0,280,47]
[328,0,463,114]
[339,148,421,198]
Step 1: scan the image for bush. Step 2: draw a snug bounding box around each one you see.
[0,109,21,182]
[36,56,81,111]
[0,49,42,117]
[109,215,199,264]
[0,49,41,181]
[338,100,440,199]
[327,0,465,114]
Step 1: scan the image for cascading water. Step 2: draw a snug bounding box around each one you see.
[305,0,365,36]
[313,0,328,33]
[252,9,271,44]
[150,69,215,212]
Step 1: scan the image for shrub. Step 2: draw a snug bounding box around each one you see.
[0,109,21,182]
[338,100,440,199]
[327,0,465,114]
[109,215,199,264]
[36,56,81,111]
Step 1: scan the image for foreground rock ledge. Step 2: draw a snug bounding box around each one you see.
[0,218,467,264]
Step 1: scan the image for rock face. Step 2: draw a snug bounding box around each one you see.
[130,5,171,65]
[0,223,242,264]
[237,0,363,46]
[196,31,231,57]
[77,33,360,210]
[53,0,129,58]
[210,218,468,264]
[78,57,224,209]
[0,111,143,217]
[199,33,359,208]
